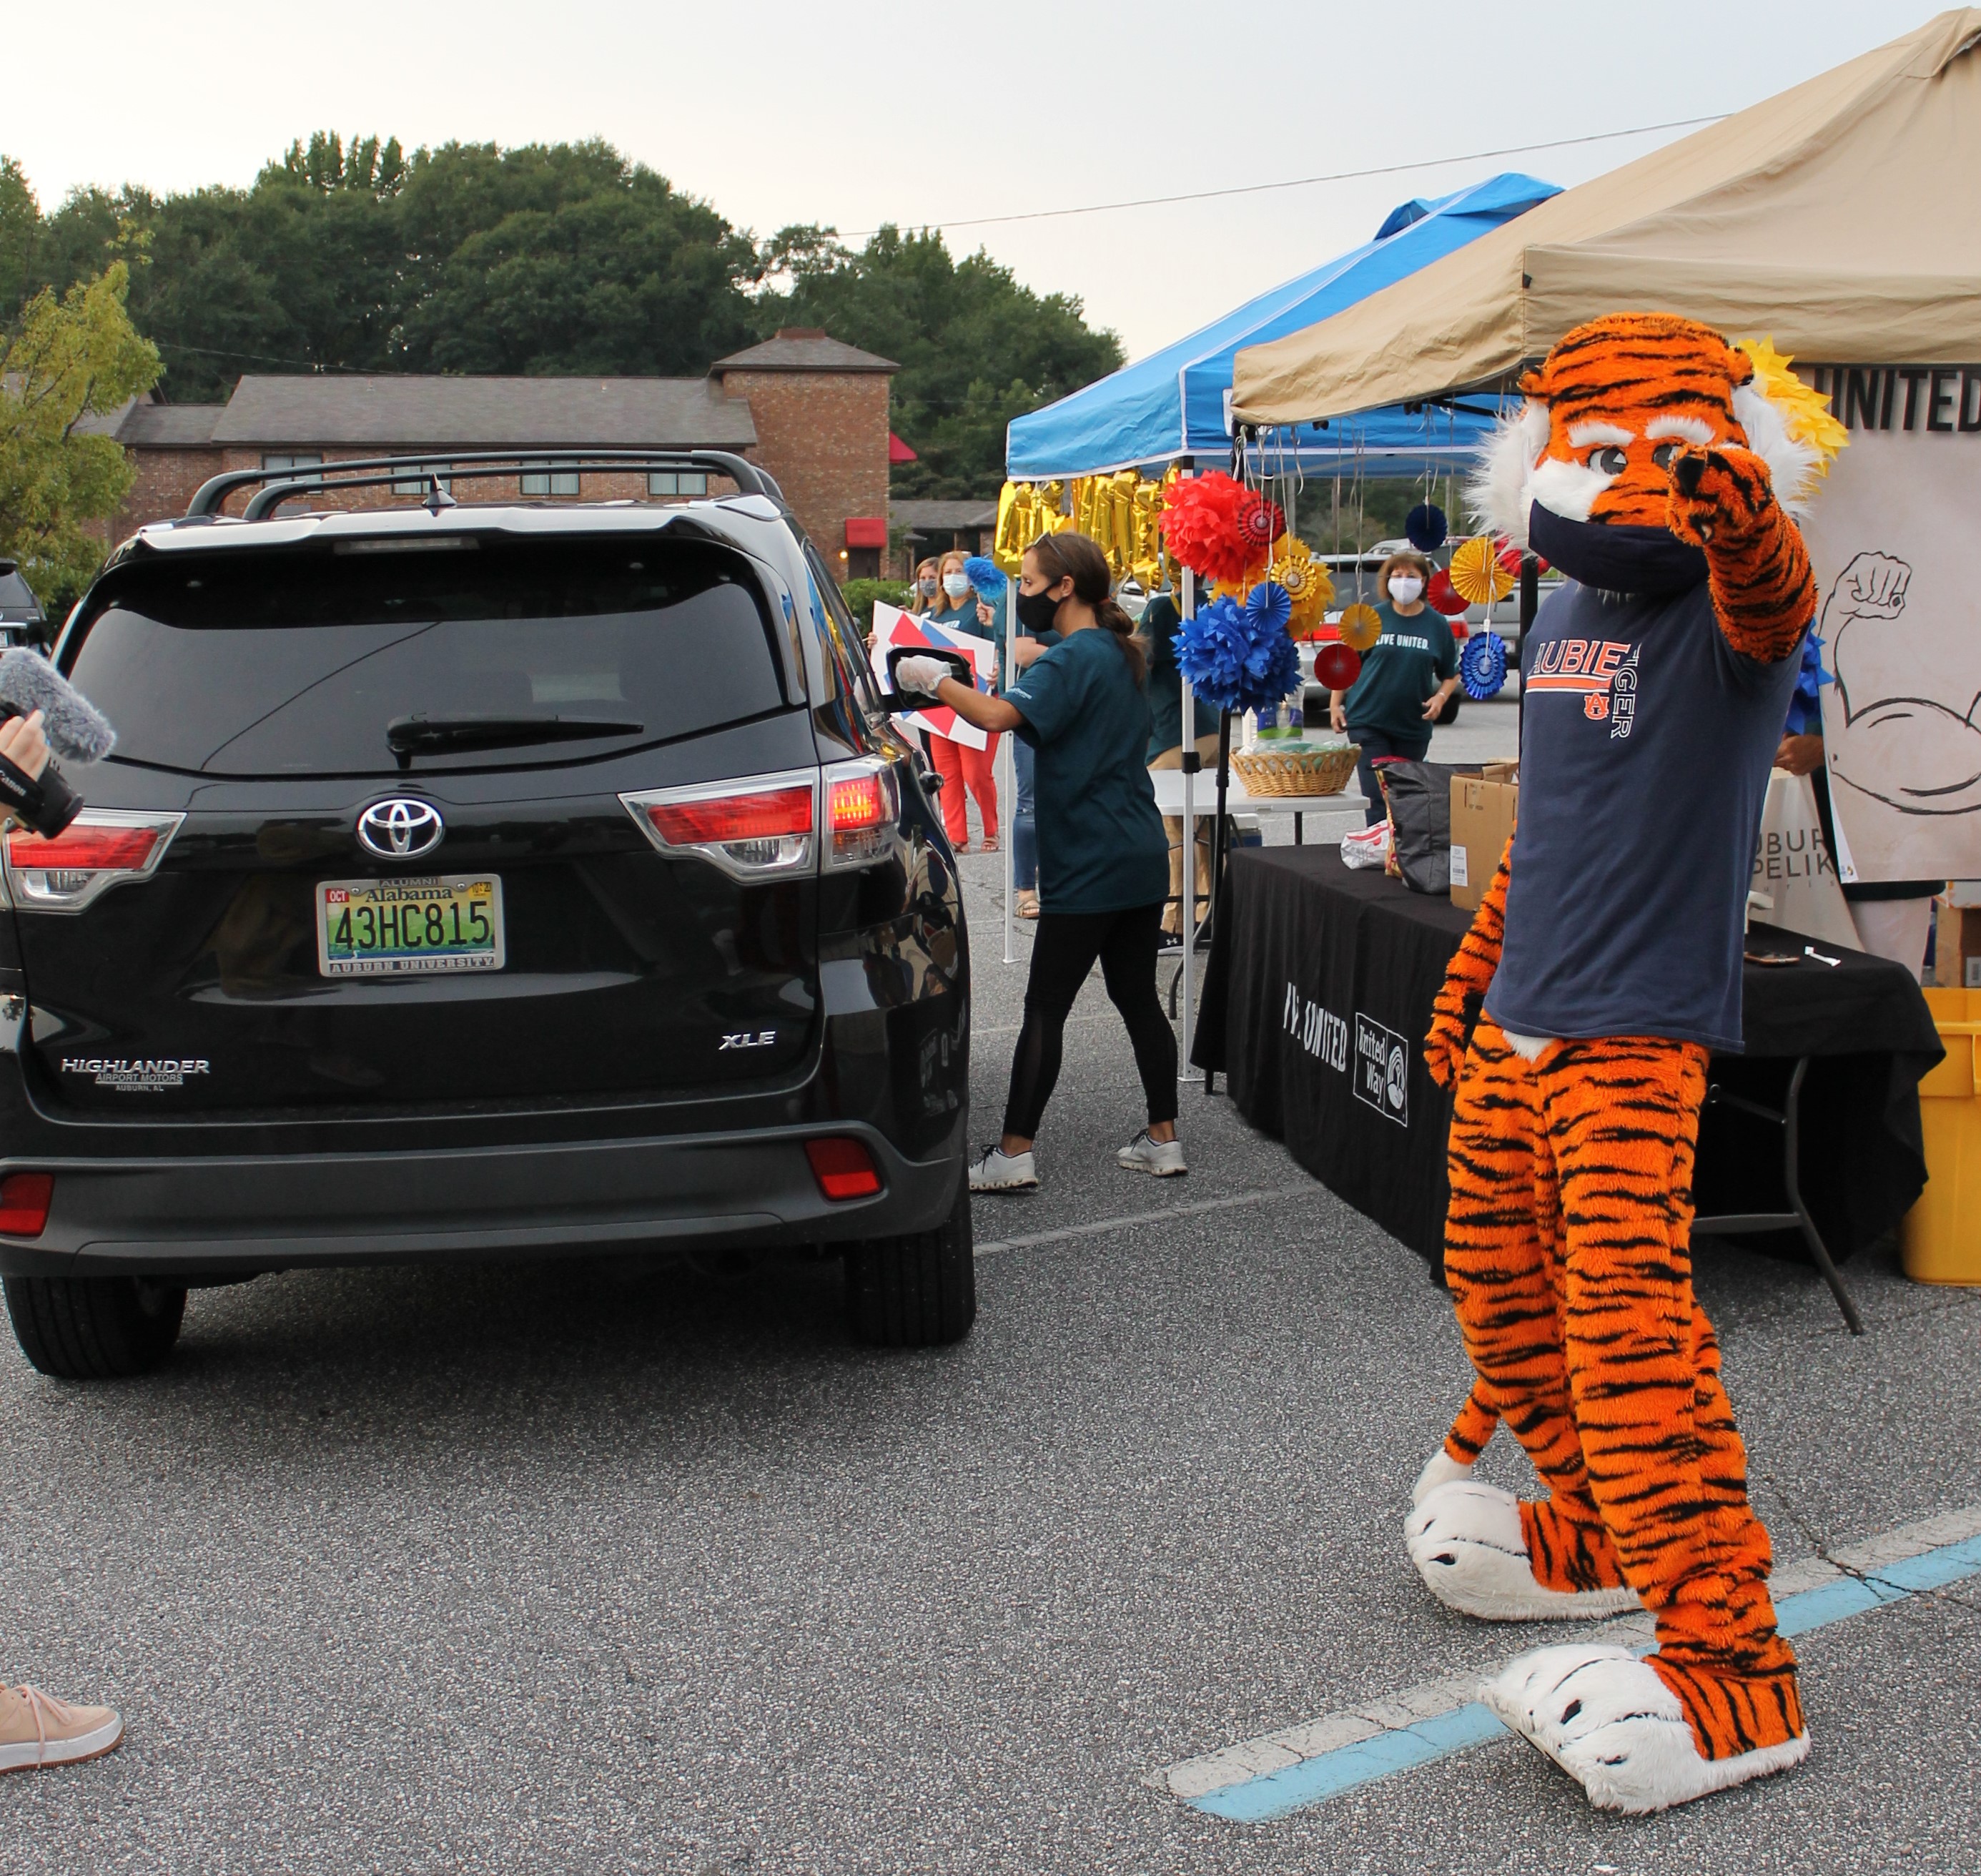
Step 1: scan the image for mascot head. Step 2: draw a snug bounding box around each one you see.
[1471,313,1836,547]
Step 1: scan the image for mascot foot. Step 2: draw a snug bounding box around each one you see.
[1481,1644,1810,1814]
[1411,1448,1474,1507]
[1406,1481,1640,1621]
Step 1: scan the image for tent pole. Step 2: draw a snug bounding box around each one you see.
[1179,561,1202,1084]
[1002,573,1017,966]
[1518,551,1538,749]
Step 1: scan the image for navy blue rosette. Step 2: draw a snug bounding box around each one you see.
[1459,630,1508,701]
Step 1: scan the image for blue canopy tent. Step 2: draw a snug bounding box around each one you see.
[1004,172,1560,482]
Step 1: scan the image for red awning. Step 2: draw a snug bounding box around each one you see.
[888,432,918,464]
[844,516,889,549]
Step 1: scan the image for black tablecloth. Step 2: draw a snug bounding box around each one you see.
[1192,848,1945,1265]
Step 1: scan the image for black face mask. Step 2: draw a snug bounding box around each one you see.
[1016,583,1063,634]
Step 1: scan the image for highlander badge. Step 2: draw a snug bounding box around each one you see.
[357,797,445,859]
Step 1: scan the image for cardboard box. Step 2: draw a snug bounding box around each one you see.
[1450,766,1518,911]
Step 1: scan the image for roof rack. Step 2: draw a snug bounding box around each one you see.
[184,450,783,521]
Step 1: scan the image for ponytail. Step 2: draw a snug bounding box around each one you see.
[1028,529,1148,687]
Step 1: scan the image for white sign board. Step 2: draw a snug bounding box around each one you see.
[1799,363,1981,883]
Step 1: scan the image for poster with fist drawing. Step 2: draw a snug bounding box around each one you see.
[1798,367,1981,883]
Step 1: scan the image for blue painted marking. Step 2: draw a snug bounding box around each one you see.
[1194,1705,1506,1822]
[1183,1529,1981,1822]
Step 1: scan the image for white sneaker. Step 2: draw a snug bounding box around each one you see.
[1116,1130,1187,1177]
[969,1145,1037,1192]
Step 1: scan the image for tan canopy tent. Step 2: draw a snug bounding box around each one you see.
[1232,10,1981,425]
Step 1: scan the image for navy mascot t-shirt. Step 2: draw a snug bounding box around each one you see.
[1005,628,1169,915]
[1485,513,1802,1054]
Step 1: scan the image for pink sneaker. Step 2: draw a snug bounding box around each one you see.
[0,1684,124,1772]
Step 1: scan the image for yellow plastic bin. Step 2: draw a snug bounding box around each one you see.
[1902,988,1981,1284]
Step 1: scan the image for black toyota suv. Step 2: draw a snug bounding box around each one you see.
[0,453,974,1378]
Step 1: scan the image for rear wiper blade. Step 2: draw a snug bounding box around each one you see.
[386,714,645,761]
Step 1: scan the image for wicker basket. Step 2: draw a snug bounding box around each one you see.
[1228,742,1361,797]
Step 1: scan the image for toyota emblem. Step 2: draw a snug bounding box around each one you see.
[357,798,445,859]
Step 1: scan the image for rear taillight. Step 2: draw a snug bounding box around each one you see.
[621,771,816,881]
[822,759,899,870]
[0,1172,53,1238]
[804,1137,881,1201]
[4,810,184,913]
[622,762,904,879]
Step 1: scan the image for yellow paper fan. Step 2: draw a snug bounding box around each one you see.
[1448,537,1516,606]
[1734,335,1849,489]
[1338,603,1383,652]
[1270,540,1335,636]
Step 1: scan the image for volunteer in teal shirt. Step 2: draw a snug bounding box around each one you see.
[1330,549,1461,824]
[892,530,1185,1195]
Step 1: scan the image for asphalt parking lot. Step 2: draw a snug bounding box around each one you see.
[5,711,1978,1873]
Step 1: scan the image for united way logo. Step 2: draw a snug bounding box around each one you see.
[1353,1012,1408,1127]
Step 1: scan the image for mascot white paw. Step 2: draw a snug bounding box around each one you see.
[1406,1480,1641,1620]
[1481,1644,1810,1813]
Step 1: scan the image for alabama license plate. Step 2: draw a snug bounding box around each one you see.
[317,875,505,977]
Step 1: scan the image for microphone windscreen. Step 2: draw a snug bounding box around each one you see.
[0,649,117,763]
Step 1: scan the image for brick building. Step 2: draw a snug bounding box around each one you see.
[96,327,900,582]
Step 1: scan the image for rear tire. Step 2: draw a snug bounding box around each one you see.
[844,1180,975,1348]
[3,1276,187,1380]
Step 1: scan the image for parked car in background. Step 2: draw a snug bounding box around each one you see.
[0,452,976,1378]
[0,561,48,646]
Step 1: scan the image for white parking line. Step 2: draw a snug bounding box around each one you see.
[974,1185,1312,1258]
[1150,1498,1981,1820]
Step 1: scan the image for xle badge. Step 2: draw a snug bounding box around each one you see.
[719,1030,777,1051]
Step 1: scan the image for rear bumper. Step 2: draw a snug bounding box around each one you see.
[0,1123,960,1278]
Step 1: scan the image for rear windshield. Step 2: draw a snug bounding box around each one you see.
[0,569,37,611]
[67,534,792,776]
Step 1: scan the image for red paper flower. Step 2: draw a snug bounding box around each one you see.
[1313,642,1363,691]
[1158,472,1266,587]
[1425,568,1469,616]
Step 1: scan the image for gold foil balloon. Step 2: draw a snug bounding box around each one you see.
[1338,602,1383,651]
[1448,535,1517,605]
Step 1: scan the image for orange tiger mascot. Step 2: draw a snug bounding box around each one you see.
[1406,314,1842,1812]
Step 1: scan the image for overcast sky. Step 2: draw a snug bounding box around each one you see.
[7,1,1927,362]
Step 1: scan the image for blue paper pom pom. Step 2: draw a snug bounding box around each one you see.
[1406,502,1448,552]
[1177,597,1252,711]
[962,554,1007,598]
[1180,592,1302,714]
[1459,631,1508,701]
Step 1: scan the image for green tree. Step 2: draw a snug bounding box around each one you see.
[0,262,162,607]
[756,225,1122,500]
[392,142,759,375]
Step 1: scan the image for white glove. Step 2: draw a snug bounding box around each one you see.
[895,655,954,695]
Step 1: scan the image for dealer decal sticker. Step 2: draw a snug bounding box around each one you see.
[61,1057,211,1092]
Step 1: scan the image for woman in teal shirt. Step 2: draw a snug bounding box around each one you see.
[896,530,1183,1193]
[1328,549,1462,824]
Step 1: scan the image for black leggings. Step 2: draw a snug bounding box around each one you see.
[1002,902,1178,1140]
